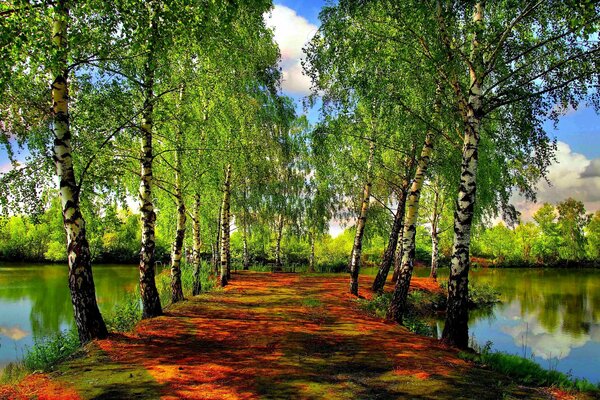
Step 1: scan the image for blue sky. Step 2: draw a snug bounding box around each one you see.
[2,1,599,219]
[267,2,600,219]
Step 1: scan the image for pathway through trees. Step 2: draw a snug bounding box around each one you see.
[2,273,567,399]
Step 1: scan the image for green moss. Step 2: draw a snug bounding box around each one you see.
[55,343,161,399]
[301,298,322,307]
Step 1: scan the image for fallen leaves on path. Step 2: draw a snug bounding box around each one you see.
[0,272,569,399]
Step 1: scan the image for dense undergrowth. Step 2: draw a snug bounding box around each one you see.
[0,261,216,384]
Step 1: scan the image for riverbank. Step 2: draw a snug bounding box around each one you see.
[2,272,595,399]
[470,257,600,269]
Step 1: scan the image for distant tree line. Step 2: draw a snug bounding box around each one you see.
[472,199,600,266]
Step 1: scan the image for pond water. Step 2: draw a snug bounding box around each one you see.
[1,264,599,384]
[0,263,139,370]
[418,267,600,384]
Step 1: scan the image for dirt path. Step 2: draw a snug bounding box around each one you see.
[2,272,566,399]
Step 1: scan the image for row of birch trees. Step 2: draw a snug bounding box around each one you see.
[303,0,599,347]
[0,0,301,342]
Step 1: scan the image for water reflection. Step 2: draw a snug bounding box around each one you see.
[465,268,600,382]
[0,263,138,368]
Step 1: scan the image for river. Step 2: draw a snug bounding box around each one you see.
[1,264,599,383]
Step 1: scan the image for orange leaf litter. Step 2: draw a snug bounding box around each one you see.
[0,272,568,399]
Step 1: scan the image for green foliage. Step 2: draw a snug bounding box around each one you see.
[357,292,393,319]
[586,211,600,260]
[472,198,598,266]
[468,283,501,306]
[22,329,81,372]
[460,346,599,392]
[440,281,500,307]
[356,291,435,336]
[105,290,142,333]
[0,197,142,263]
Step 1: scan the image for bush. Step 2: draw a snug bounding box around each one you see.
[356,292,393,319]
[468,282,501,306]
[105,290,142,332]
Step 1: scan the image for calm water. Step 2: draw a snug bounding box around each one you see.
[422,267,600,384]
[0,263,139,369]
[1,264,600,383]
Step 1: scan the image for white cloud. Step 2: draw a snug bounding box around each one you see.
[0,325,29,341]
[265,5,317,95]
[0,161,16,174]
[512,141,600,220]
[501,309,591,360]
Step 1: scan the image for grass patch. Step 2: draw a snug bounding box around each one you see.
[460,345,600,393]
[0,362,27,384]
[302,298,322,307]
[106,290,142,332]
[2,328,82,382]
[22,329,81,372]
[356,292,392,319]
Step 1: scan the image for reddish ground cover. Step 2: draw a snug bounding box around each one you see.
[0,374,80,400]
[0,272,581,399]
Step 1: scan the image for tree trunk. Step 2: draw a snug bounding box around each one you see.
[214,203,221,276]
[388,130,435,322]
[192,193,202,295]
[242,223,250,270]
[430,189,441,280]
[170,87,186,303]
[430,232,439,280]
[274,214,284,271]
[308,231,315,273]
[220,164,231,287]
[391,223,405,283]
[442,2,485,349]
[372,188,408,293]
[51,0,107,343]
[138,9,162,318]
[349,139,375,296]
[242,183,250,270]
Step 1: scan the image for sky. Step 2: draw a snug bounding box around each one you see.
[264,1,600,225]
[1,1,599,228]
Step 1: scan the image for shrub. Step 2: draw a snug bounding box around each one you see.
[105,290,142,332]
[355,292,435,336]
[22,329,80,372]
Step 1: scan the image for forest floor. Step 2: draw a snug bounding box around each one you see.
[0,272,591,400]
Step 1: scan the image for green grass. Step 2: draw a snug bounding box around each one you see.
[2,261,216,384]
[460,346,600,393]
[301,298,322,307]
[105,290,142,332]
[1,328,83,382]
